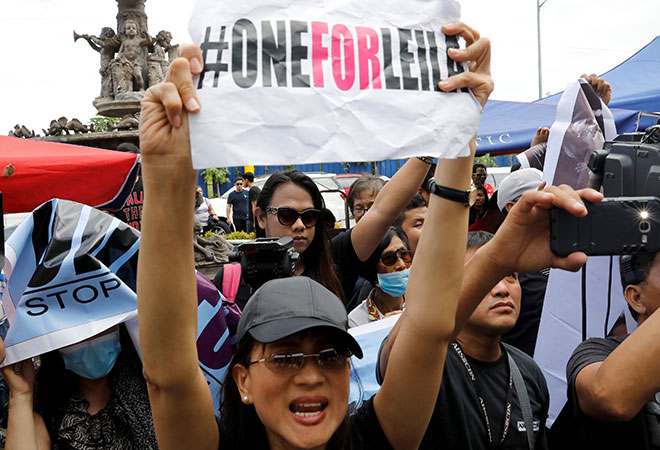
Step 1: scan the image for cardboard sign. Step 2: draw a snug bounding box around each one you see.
[188,0,482,168]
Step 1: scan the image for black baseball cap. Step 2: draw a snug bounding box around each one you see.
[237,277,363,358]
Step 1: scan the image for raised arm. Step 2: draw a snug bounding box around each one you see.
[350,158,431,261]
[137,47,218,450]
[573,304,660,421]
[372,22,492,450]
[379,186,603,378]
[452,185,601,339]
[0,340,50,450]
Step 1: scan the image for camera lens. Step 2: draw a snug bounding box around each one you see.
[640,220,651,233]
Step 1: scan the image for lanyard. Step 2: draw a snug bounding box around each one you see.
[452,342,513,448]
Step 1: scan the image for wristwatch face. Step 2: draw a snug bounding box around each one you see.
[467,187,478,207]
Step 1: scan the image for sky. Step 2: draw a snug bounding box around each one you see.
[1,0,658,134]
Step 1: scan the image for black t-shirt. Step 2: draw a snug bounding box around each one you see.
[549,336,660,450]
[248,186,261,221]
[217,396,392,450]
[330,229,365,302]
[417,343,549,449]
[502,270,549,357]
[227,190,249,220]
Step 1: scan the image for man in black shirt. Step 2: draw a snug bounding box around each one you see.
[379,231,549,449]
[243,172,260,233]
[226,177,249,232]
[549,252,660,449]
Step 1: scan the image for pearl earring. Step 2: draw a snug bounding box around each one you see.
[243,396,249,402]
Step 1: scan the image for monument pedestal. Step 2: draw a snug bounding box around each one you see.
[93,95,143,118]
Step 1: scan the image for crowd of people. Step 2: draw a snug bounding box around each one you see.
[1,19,659,450]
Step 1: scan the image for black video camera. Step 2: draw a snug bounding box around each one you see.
[588,125,660,198]
[551,125,660,256]
[228,236,299,290]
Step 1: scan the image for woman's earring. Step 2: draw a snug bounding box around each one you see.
[243,396,249,403]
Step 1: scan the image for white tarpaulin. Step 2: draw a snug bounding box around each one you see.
[533,78,631,425]
[187,0,482,169]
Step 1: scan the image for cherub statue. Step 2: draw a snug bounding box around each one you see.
[111,20,152,96]
[156,30,178,63]
[74,27,120,98]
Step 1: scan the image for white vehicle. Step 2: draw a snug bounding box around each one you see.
[209,172,352,231]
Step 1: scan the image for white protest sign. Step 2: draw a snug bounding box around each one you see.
[1,200,141,366]
[188,0,482,169]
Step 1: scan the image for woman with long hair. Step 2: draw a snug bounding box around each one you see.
[136,21,494,450]
[0,325,157,449]
[468,184,489,226]
[254,170,345,300]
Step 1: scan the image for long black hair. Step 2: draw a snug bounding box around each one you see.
[256,170,344,300]
[220,334,353,449]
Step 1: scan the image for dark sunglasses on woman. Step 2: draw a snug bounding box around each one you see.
[265,206,321,228]
[380,248,412,266]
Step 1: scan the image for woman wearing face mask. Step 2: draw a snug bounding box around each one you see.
[348,228,411,327]
[0,325,158,449]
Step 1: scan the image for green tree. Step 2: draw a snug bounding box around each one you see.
[201,167,230,197]
[89,115,120,132]
[474,154,498,168]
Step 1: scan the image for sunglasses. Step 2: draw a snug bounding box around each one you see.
[248,348,351,374]
[380,248,412,266]
[265,206,321,228]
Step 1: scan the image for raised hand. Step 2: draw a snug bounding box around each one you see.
[0,338,35,399]
[485,185,603,275]
[439,22,494,107]
[581,73,612,106]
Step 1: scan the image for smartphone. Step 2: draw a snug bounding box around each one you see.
[550,196,660,257]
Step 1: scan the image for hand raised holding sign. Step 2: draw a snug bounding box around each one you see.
[438,22,493,108]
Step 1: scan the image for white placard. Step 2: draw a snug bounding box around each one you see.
[187,0,482,168]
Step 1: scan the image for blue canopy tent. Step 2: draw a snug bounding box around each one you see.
[476,35,660,156]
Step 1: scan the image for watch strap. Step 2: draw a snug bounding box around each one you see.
[428,178,471,206]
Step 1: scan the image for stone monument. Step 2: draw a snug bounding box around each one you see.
[74,0,178,118]
[8,0,177,150]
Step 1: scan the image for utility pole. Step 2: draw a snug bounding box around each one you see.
[537,0,547,99]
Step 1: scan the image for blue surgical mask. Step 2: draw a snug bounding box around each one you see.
[59,330,122,380]
[377,268,410,297]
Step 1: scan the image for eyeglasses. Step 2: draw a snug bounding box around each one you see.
[380,248,412,266]
[474,173,488,178]
[266,206,321,228]
[235,182,243,186]
[352,205,372,217]
[248,348,351,374]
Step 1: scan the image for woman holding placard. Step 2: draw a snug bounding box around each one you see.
[136,21,494,450]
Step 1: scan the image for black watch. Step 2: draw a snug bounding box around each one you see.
[427,178,477,207]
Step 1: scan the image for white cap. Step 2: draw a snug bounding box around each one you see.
[497,169,543,211]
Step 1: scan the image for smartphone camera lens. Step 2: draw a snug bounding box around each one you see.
[640,220,651,233]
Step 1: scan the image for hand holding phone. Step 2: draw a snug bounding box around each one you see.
[551,197,660,257]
